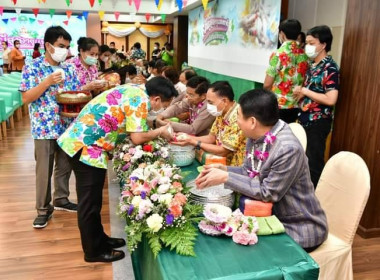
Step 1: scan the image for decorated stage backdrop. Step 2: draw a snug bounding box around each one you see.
[0,12,86,63]
[188,0,281,83]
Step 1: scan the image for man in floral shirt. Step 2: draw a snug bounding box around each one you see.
[20,26,81,229]
[264,19,308,123]
[57,77,177,263]
[130,42,146,60]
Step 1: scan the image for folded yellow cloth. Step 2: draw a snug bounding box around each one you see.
[257,215,285,235]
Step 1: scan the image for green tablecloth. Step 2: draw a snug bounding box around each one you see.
[130,161,319,280]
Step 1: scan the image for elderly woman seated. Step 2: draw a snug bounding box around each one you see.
[155,76,215,136]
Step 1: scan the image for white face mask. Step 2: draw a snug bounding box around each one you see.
[305,44,322,59]
[207,102,223,117]
[49,43,68,62]
[101,56,109,62]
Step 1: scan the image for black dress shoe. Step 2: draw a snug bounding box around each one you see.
[106,237,126,248]
[84,249,125,263]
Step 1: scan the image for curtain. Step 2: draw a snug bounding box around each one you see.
[108,26,136,37]
[139,27,165,38]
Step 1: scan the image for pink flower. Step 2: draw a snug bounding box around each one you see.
[248,170,259,178]
[254,150,269,161]
[264,132,276,145]
[232,231,258,245]
[87,146,102,158]
[98,114,118,133]
[174,193,187,206]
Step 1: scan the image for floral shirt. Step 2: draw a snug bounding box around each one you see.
[130,49,146,60]
[67,56,98,87]
[210,103,246,166]
[19,55,81,139]
[58,84,150,169]
[299,55,340,126]
[266,41,308,109]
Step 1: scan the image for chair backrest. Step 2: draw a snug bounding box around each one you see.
[315,151,370,245]
[289,122,307,151]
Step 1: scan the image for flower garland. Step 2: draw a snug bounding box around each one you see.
[247,122,285,178]
[189,101,205,123]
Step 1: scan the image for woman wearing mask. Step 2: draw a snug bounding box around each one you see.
[98,45,112,73]
[10,39,25,72]
[293,25,340,188]
[1,41,11,73]
[67,37,105,95]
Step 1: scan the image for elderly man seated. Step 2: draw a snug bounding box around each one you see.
[195,89,328,252]
[174,81,246,166]
[155,76,215,136]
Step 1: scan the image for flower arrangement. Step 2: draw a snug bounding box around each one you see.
[118,160,203,257]
[113,137,170,183]
[199,204,259,245]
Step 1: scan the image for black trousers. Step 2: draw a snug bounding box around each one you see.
[304,119,332,188]
[279,108,300,124]
[68,150,110,257]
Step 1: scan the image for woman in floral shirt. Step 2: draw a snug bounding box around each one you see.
[57,77,177,263]
[294,25,340,188]
[66,37,105,95]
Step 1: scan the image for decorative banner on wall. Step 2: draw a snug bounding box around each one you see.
[183,0,188,8]
[89,0,95,8]
[176,0,183,11]
[32,8,39,18]
[128,0,133,5]
[188,0,280,83]
[0,7,3,16]
[0,12,86,59]
[201,0,208,10]
[114,12,120,21]
[66,10,72,19]
[161,14,166,23]
[145,13,150,22]
[49,9,55,18]
[82,11,89,20]
[134,0,141,12]
[15,8,21,15]
[12,0,17,5]
[98,10,105,20]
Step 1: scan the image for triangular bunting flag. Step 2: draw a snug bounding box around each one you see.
[0,7,3,16]
[154,0,159,7]
[89,0,95,7]
[134,0,141,12]
[29,17,36,24]
[98,0,103,5]
[32,8,39,18]
[145,13,150,22]
[158,0,163,11]
[202,0,209,10]
[2,18,8,24]
[98,10,105,20]
[65,0,70,7]
[66,10,72,19]
[63,20,69,25]
[176,0,183,12]
[82,11,89,20]
[15,8,21,15]
[11,17,17,22]
[38,20,44,25]
[183,0,188,8]
[161,14,166,23]
[12,0,17,5]
[114,12,120,21]
[49,9,55,18]
[77,15,83,20]
[127,0,132,5]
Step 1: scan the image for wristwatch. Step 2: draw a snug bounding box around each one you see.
[195,140,201,150]
[152,119,157,129]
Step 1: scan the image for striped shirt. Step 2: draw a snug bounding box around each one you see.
[226,120,328,248]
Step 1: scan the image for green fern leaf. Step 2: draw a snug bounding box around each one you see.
[146,233,162,258]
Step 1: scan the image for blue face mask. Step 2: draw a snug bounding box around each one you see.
[84,54,98,66]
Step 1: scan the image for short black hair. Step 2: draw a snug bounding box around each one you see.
[154,59,167,74]
[187,76,209,95]
[148,60,156,68]
[145,76,179,102]
[279,19,302,40]
[181,69,197,81]
[209,81,234,101]
[99,44,110,54]
[2,41,8,46]
[154,42,160,47]
[134,42,141,49]
[109,48,117,54]
[33,43,40,51]
[307,25,333,52]
[298,32,306,45]
[126,65,137,76]
[44,26,72,50]
[110,41,115,45]
[116,52,126,60]
[77,37,99,54]
[14,40,20,45]
[238,89,279,126]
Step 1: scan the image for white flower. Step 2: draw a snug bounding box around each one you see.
[131,196,142,207]
[150,193,159,201]
[119,152,125,159]
[146,214,163,233]
[172,174,182,180]
[159,176,171,185]
[159,193,173,206]
[157,183,171,194]
[122,144,129,151]
[139,199,153,215]
[132,149,144,160]
[203,204,232,223]
[160,147,169,158]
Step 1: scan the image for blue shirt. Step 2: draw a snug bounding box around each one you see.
[19,56,81,139]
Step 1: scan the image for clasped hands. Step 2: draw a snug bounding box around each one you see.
[195,164,228,189]
[293,86,307,101]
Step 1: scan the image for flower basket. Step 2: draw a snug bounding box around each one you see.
[56,90,92,118]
